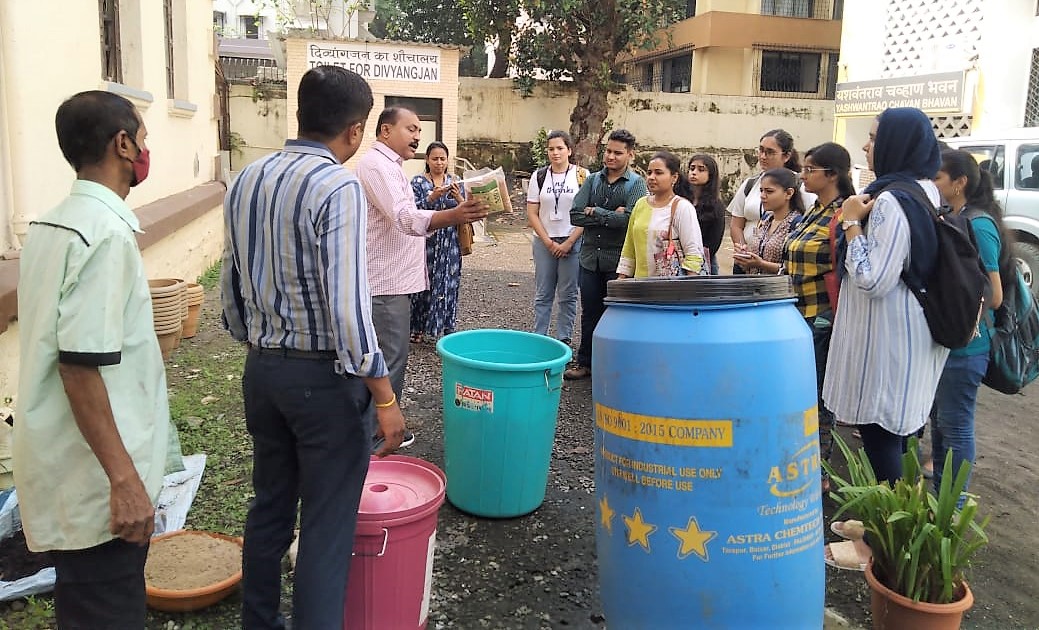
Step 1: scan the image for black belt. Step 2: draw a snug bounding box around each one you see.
[249,345,338,361]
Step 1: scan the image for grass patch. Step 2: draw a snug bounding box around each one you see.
[197,260,221,291]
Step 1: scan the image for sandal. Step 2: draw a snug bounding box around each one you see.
[830,519,865,541]
[824,539,870,572]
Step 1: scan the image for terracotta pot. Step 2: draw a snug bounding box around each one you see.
[149,278,184,297]
[181,303,202,338]
[865,560,973,630]
[184,283,205,306]
[156,330,179,361]
[152,303,181,316]
[146,530,243,612]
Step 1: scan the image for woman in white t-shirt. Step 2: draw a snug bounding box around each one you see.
[617,151,705,278]
[526,130,588,344]
[728,129,816,273]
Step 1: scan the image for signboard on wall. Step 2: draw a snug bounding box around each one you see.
[306,41,440,82]
[834,71,967,117]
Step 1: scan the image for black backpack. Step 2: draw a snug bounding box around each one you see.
[883,181,989,349]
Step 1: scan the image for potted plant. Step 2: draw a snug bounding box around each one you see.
[824,435,990,630]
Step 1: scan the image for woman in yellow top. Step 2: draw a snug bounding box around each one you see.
[616,151,705,278]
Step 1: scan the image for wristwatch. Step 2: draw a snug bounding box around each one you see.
[842,219,861,231]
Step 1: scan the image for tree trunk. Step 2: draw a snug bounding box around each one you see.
[489,24,512,78]
[569,75,611,167]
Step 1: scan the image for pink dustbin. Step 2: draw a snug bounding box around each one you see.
[344,455,447,630]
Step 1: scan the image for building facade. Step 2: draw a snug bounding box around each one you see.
[0,1,224,401]
[834,0,1039,162]
[622,0,843,100]
[285,36,461,177]
[213,0,372,40]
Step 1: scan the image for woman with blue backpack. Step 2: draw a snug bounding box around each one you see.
[930,148,1012,496]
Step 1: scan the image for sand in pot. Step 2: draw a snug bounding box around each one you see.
[145,534,241,591]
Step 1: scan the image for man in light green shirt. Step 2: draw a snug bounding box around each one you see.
[15,91,167,627]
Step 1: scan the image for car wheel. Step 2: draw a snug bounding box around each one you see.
[1012,240,1039,298]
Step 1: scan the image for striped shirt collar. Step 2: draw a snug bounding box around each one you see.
[284,138,341,163]
[371,140,404,165]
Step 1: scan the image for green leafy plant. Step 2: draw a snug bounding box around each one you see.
[530,127,548,168]
[824,435,990,604]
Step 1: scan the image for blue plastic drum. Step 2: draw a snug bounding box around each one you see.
[593,277,824,629]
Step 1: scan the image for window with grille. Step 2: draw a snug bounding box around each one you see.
[662,54,692,93]
[241,15,261,39]
[760,51,821,93]
[761,0,815,18]
[214,11,226,34]
[642,64,655,91]
[164,0,175,97]
[686,0,697,18]
[98,0,121,83]
[1025,48,1039,128]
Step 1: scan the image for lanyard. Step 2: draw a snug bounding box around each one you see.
[549,165,571,219]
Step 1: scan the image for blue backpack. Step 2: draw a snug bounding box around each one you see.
[983,269,1039,394]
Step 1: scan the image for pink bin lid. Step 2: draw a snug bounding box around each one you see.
[357,455,446,522]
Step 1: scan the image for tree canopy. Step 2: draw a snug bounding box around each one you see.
[514,0,686,163]
[370,0,488,76]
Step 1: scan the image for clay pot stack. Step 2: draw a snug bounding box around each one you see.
[149,279,185,361]
[182,283,205,338]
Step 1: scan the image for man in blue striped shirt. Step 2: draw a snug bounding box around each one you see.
[221,66,404,629]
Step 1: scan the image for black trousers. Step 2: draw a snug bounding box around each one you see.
[241,350,372,629]
[51,537,149,629]
[576,265,618,368]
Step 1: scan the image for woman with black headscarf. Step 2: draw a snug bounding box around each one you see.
[822,108,951,486]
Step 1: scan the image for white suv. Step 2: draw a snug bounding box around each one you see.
[944,129,1039,297]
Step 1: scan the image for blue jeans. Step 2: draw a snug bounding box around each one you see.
[931,352,988,496]
[533,236,581,341]
[576,265,617,367]
[859,423,909,486]
[241,350,372,629]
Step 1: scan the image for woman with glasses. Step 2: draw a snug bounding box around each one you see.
[784,142,857,491]
[728,129,815,272]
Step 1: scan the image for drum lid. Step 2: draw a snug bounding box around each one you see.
[605,275,795,305]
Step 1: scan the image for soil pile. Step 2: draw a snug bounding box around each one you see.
[145,534,241,591]
[0,530,52,582]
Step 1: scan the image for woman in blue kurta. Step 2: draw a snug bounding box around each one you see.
[930,148,1010,496]
[410,142,465,342]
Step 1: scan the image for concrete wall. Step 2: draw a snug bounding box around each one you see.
[457,77,835,198]
[458,77,835,152]
[229,84,289,170]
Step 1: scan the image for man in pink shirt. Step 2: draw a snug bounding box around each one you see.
[357,107,487,406]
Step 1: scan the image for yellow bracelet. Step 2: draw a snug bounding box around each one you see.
[374,394,396,409]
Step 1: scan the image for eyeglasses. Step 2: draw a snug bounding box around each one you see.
[757,147,779,157]
[801,166,830,174]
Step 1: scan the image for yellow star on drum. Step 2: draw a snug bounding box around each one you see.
[622,507,657,552]
[599,496,616,534]
[669,516,717,561]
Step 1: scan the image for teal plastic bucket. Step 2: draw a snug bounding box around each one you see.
[436,329,572,517]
